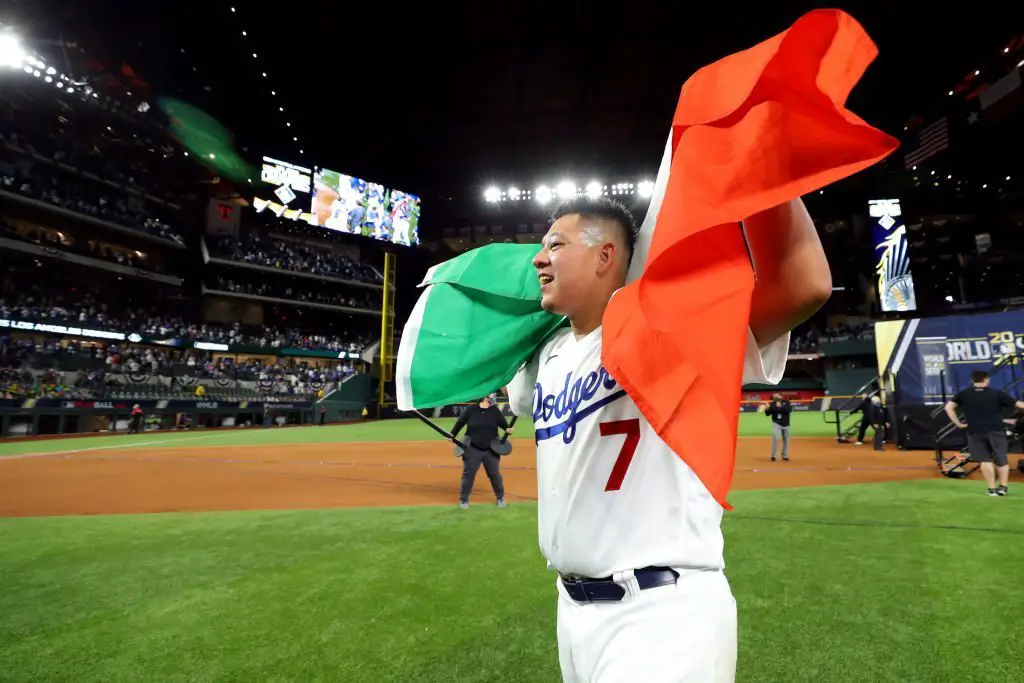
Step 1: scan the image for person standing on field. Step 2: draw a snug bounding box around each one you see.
[765,393,792,461]
[507,192,829,683]
[944,370,1024,496]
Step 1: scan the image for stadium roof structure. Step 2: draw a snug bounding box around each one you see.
[6,1,1018,237]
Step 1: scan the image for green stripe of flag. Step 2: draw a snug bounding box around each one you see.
[396,244,565,410]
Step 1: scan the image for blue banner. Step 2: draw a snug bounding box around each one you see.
[885,310,1024,404]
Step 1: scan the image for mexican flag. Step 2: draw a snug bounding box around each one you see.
[395,9,897,503]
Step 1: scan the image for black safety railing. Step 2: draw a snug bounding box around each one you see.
[822,376,881,443]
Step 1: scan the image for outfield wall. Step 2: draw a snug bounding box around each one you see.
[0,398,322,438]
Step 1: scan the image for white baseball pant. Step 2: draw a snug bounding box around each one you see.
[556,567,737,683]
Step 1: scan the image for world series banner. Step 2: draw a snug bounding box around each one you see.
[869,198,917,313]
[876,309,1024,405]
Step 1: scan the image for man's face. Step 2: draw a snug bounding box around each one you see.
[533,214,621,316]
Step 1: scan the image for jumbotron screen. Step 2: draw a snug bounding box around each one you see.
[311,167,420,247]
[251,156,420,247]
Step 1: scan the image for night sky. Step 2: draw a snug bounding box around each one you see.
[16,0,1013,202]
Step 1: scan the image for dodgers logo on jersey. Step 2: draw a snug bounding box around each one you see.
[533,366,626,444]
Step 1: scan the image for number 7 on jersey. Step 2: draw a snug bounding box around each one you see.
[599,418,641,491]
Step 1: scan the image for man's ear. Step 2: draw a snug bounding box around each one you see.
[596,241,618,274]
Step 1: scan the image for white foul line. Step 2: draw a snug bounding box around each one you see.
[0,433,227,461]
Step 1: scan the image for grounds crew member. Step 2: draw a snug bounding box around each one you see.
[944,370,1024,496]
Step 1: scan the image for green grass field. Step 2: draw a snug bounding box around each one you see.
[3,416,1021,682]
[0,411,838,458]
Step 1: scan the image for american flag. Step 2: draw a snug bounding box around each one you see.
[903,118,949,169]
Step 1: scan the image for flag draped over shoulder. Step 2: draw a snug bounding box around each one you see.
[396,9,898,507]
[396,244,565,410]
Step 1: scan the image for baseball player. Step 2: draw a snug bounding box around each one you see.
[391,198,413,245]
[506,195,830,683]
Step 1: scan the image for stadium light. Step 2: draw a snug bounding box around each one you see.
[483,177,655,204]
[0,33,27,69]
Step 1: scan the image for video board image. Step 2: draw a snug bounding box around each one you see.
[310,167,420,246]
[311,168,367,234]
[362,181,388,240]
[253,156,316,225]
[387,189,421,247]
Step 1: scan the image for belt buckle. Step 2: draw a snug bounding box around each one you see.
[562,576,593,604]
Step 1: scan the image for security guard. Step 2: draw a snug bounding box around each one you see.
[452,394,511,509]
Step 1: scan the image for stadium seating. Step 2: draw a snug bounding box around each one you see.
[0,74,381,409]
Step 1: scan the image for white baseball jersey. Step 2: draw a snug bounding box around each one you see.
[392,217,411,245]
[507,324,788,579]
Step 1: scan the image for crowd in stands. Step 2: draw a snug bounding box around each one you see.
[0,290,374,356]
[1,219,164,273]
[210,234,382,283]
[0,96,190,208]
[0,366,96,400]
[0,166,184,245]
[788,322,875,354]
[211,277,380,311]
[1,332,361,401]
[0,83,383,413]
[821,323,874,341]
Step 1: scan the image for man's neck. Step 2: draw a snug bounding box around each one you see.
[569,290,614,340]
[570,308,606,340]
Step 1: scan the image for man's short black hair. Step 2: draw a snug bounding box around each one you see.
[550,196,639,262]
[972,370,989,383]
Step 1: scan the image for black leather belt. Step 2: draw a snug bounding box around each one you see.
[560,566,679,603]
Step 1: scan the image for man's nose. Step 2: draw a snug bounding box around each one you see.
[533,249,549,269]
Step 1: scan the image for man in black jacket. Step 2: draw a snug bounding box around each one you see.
[854,392,872,445]
[944,370,1024,496]
[452,394,512,509]
[866,395,886,451]
[765,393,792,461]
